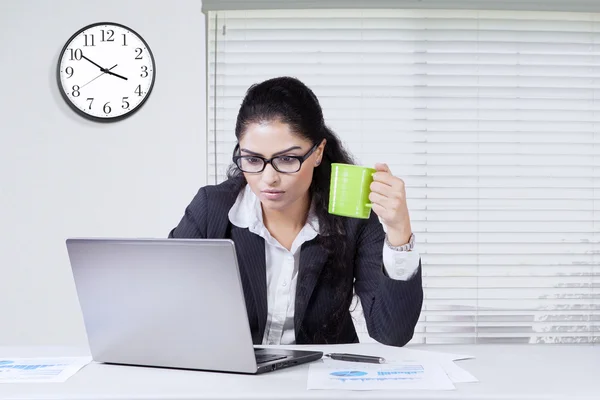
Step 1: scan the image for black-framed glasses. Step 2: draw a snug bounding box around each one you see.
[232,143,319,173]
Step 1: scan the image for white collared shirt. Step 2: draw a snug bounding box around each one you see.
[228,185,420,345]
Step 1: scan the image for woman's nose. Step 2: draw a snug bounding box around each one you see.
[261,163,280,184]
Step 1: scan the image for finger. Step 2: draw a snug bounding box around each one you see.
[374,163,391,173]
[370,202,387,219]
[373,172,405,191]
[370,181,405,200]
[372,171,394,186]
[369,191,398,210]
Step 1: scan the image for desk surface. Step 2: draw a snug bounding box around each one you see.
[1,343,598,400]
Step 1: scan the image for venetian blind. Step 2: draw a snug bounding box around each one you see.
[207,9,599,344]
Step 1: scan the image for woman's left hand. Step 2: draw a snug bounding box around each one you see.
[369,163,413,246]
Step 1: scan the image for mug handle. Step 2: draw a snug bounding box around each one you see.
[364,171,376,209]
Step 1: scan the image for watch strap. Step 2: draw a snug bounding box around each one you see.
[385,232,415,252]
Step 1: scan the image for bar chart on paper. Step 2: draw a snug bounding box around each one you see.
[0,357,91,383]
[329,365,425,380]
[308,360,455,390]
[376,365,424,376]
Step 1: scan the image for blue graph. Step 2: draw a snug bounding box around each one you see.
[377,365,424,376]
[330,370,368,377]
[334,377,417,382]
[0,360,63,371]
[378,370,421,376]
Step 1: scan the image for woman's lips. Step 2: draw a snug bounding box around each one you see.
[261,190,285,200]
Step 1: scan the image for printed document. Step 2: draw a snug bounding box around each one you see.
[0,356,91,383]
[308,359,456,391]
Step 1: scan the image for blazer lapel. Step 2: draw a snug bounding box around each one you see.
[231,226,268,343]
[294,237,328,337]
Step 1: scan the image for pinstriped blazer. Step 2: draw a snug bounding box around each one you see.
[169,177,423,347]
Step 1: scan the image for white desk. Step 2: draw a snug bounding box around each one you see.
[1,344,598,400]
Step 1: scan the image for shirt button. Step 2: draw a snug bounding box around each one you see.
[282,281,287,287]
[394,254,406,263]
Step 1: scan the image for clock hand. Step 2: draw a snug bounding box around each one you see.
[105,69,128,81]
[81,54,107,71]
[81,64,118,88]
[81,52,126,80]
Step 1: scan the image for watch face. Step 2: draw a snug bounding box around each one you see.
[57,22,156,121]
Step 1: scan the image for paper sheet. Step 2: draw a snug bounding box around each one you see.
[308,359,456,391]
[386,348,474,363]
[439,360,479,383]
[263,344,479,386]
[386,350,478,384]
[0,357,91,383]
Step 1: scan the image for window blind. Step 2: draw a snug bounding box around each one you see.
[207,9,599,344]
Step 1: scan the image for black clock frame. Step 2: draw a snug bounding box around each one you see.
[56,22,156,122]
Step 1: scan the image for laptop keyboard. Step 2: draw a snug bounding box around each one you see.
[255,352,287,364]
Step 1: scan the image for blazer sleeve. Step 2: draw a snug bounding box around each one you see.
[168,187,208,238]
[353,215,424,347]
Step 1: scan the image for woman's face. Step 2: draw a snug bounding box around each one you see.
[238,120,325,213]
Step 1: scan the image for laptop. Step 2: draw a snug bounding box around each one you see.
[65,238,323,374]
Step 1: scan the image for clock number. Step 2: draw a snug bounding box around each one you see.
[101,29,115,42]
[122,34,128,46]
[86,98,94,110]
[140,66,149,78]
[122,97,130,109]
[135,48,143,60]
[103,102,112,114]
[72,85,80,97]
[65,66,74,78]
[84,34,95,47]
[69,48,82,61]
[135,85,144,97]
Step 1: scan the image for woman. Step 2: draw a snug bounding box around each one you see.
[169,77,423,347]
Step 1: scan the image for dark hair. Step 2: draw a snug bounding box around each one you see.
[226,77,356,341]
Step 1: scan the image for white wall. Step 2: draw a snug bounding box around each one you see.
[0,0,206,346]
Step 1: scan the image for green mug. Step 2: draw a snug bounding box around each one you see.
[328,163,377,219]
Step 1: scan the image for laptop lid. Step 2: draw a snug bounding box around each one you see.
[66,238,260,373]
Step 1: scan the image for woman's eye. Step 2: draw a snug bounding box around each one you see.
[278,156,296,164]
[246,157,261,164]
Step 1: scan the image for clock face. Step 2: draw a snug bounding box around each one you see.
[57,22,156,121]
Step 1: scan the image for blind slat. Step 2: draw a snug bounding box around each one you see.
[203,1,600,13]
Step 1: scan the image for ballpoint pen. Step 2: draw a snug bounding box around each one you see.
[325,353,386,364]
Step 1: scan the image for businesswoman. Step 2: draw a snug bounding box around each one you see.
[169,77,423,347]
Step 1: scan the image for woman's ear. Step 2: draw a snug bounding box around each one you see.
[315,139,327,166]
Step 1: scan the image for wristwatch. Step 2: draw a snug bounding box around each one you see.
[385,232,415,252]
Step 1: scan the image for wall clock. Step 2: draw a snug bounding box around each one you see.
[57,22,156,122]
